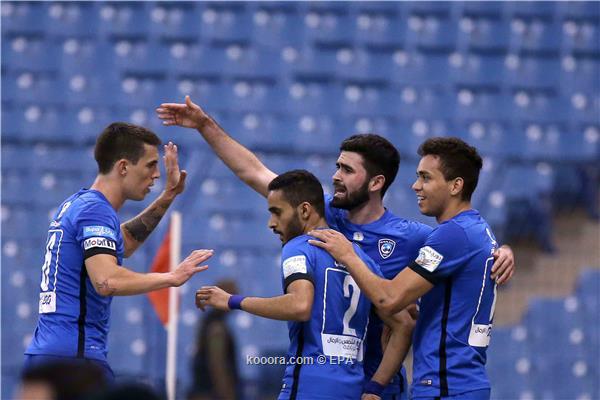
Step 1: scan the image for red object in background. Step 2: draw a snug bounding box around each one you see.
[147,231,174,326]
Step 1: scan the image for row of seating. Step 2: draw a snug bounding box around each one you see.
[3,2,599,49]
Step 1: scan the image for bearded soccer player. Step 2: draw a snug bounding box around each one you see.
[157,97,515,399]
[310,138,503,400]
[196,170,401,400]
[25,122,213,380]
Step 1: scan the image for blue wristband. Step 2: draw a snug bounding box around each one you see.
[228,295,246,310]
[364,380,385,396]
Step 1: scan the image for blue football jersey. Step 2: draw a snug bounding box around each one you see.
[26,189,124,362]
[278,234,383,400]
[409,210,498,398]
[324,194,432,396]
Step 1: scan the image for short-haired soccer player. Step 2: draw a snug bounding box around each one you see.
[158,97,515,399]
[310,138,502,400]
[196,170,400,400]
[25,122,213,380]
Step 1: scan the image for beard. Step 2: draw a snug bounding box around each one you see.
[282,212,305,244]
[331,180,370,210]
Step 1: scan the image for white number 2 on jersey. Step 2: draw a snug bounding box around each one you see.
[342,275,360,336]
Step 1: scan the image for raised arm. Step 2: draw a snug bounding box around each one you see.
[156,96,277,197]
[121,142,187,257]
[196,279,314,322]
[85,249,212,296]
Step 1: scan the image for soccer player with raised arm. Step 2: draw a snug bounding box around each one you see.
[195,170,400,400]
[25,123,213,380]
[157,97,515,399]
[310,138,503,400]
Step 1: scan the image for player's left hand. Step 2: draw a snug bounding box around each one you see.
[163,141,187,196]
[361,394,382,400]
[196,286,231,312]
[491,245,515,285]
[307,229,355,265]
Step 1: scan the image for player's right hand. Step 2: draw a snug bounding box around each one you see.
[170,249,213,287]
[156,95,210,130]
[195,286,231,312]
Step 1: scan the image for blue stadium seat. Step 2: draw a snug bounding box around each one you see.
[109,39,169,76]
[44,2,97,38]
[12,104,64,142]
[249,3,305,48]
[63,106,115,145]
[1,2,45,36]
[3,71,61,106]
[95,2,149,39]
[348,7,405,47]
[271,114,338,153]
[337,83,395,118]
[1,35,60,73]
[449,53,504,87]
[58,38,114,78]
[457,17,509,52]
[404,15,456,51]
[387,50,450,87]
[282,45,337,80]
[504,55,561,90]
[301,8,353,45]
[276,80,338,117]
[219,45,283,81]
[508,19,562,53]
[334,48,391,83]
[197,3,252,43]
[147,2,201,41]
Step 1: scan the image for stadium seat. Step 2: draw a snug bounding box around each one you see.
[197,3,252,43]
[44,2,97,38]
[249,4,305,48]
[95,2,149,39]
[147,2,201,41]
[349,7,406,47]
[1,35,60,73]
[1,2,45,36]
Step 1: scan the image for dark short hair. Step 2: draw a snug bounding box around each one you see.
[417,137,483,201]
[268,169,325,217]
[339,134,400,197]
[94,122,161,174]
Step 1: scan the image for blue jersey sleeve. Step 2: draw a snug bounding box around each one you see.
[280,239,315,292]
[74,202,120,260]
[409,221,469,285]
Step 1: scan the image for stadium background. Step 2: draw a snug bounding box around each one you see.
[1,1,599,399]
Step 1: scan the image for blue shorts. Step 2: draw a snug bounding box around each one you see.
[23,354,115,383]
[416,388,491,400]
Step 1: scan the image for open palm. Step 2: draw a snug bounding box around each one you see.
[156,95,208,130]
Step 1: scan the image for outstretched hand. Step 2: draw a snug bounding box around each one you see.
[170,249,213,287]
[163,141,187,196]
[156,95,210,130]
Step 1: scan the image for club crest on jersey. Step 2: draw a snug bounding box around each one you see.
[378,239,396,259]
